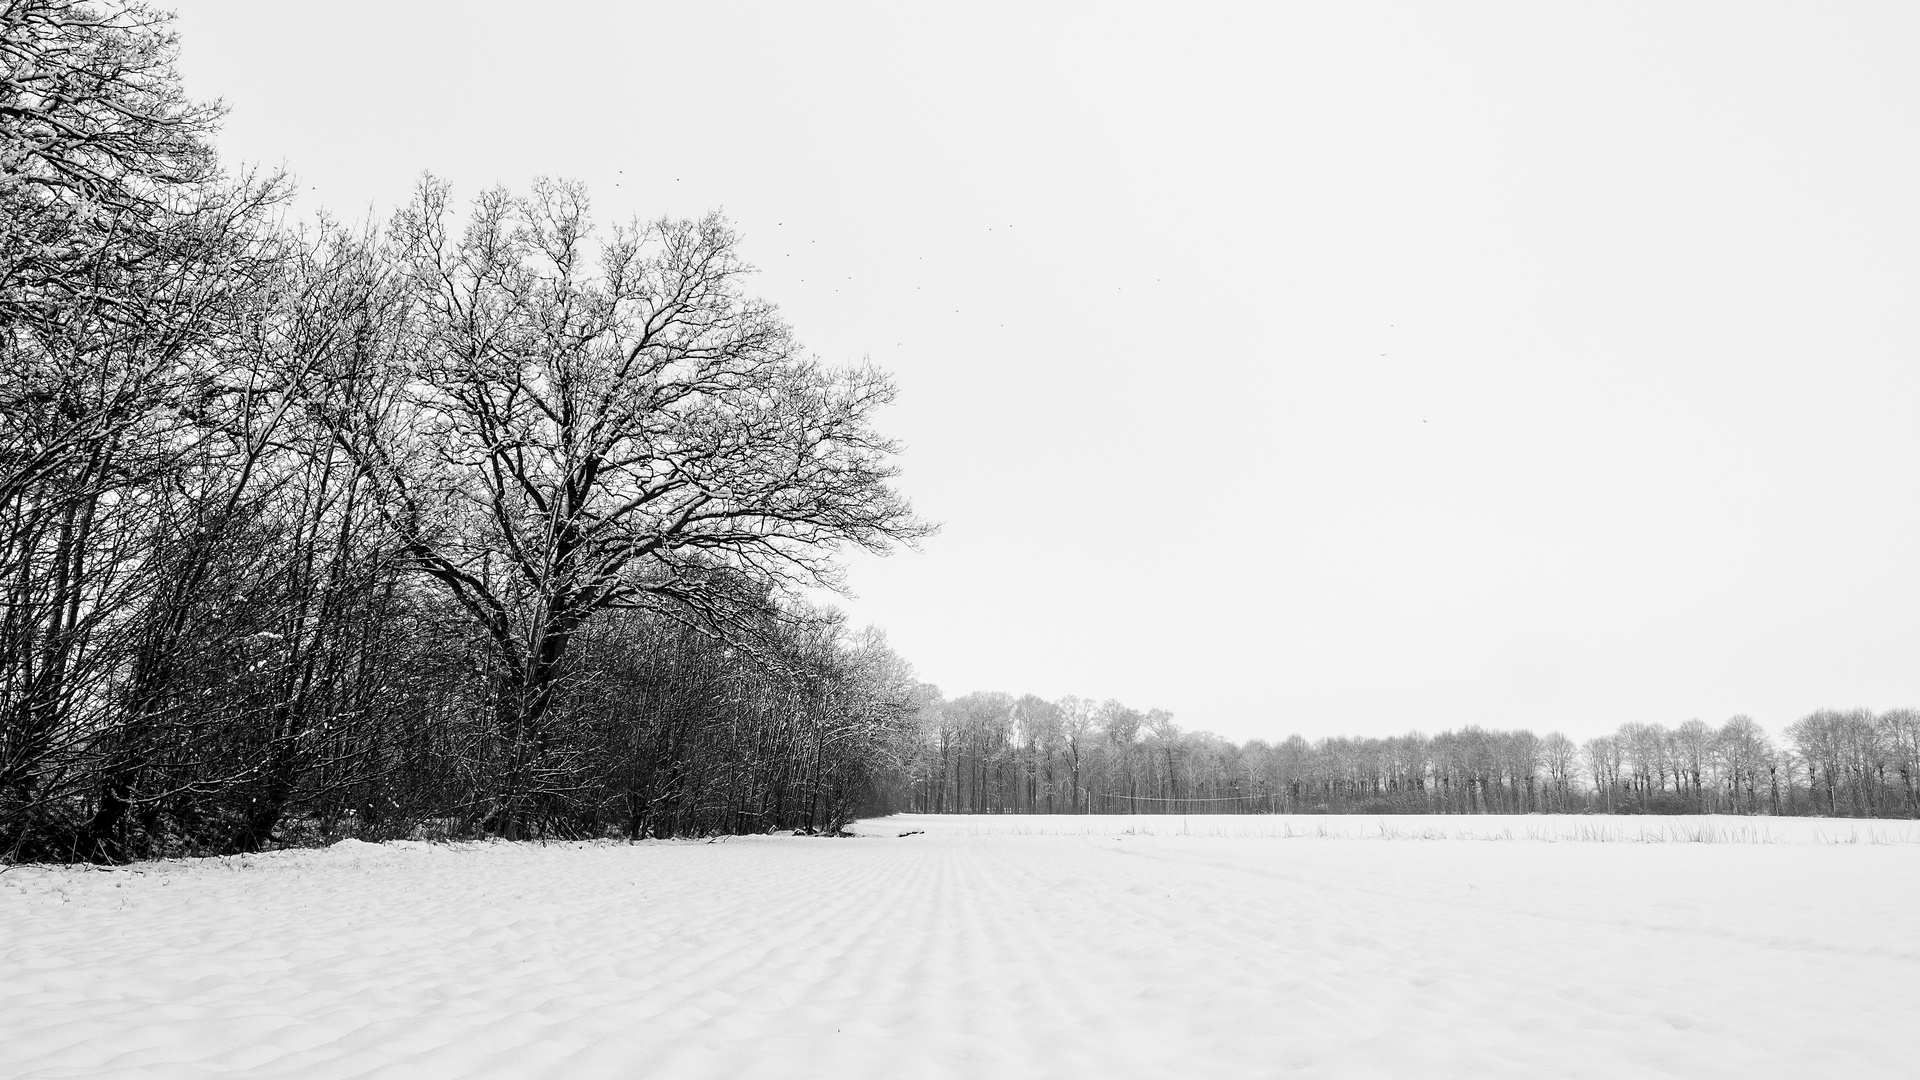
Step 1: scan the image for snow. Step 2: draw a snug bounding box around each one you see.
[866,811,1920,843]
[3,815,1916,1079]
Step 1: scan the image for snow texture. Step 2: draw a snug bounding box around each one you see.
[3,814,1916,1079]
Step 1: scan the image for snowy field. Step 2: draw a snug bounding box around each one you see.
[3,815,1917,1079]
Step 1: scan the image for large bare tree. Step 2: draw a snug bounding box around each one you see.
[324,178,927,835]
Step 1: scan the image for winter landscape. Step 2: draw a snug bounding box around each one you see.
[9,2,1920,1078]
[6,815,1920,1079]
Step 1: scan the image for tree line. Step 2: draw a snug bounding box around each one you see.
[1,1,928,862]
[882,692,1920,819]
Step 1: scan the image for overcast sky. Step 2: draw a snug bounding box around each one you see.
[167,2,1920,743]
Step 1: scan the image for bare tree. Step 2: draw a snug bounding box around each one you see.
[1056,694,1094,813]
[1012,694,1062,812]
[1715,715,1772,814]
[1097,699,1142,811]
[1671,719,1713,811]
[1541,732,1577,812]
[1786,711,1847,816]
[319,179,927,836]
[1,0,288,859]
[1583,736,1619,812]
[1879,708,1920,816]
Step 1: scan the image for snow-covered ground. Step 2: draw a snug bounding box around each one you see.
[3,815,1916,1079]
[868,810,1920,843]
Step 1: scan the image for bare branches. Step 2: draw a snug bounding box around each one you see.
[879,698,1920,820]
[308,179,928,837]
[3,9,929,860]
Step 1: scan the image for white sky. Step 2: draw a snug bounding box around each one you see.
[166,2,1920,743]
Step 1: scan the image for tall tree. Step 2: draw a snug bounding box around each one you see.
[321,179,927,837]
[1,0,283,859]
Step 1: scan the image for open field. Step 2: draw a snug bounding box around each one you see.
[4,815,1917,1079]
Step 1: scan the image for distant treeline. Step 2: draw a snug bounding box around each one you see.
[1,2,926,862]
[880,693,1920,819]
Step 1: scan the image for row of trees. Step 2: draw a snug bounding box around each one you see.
[883,693,1920,819]
[1,1,927,861]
